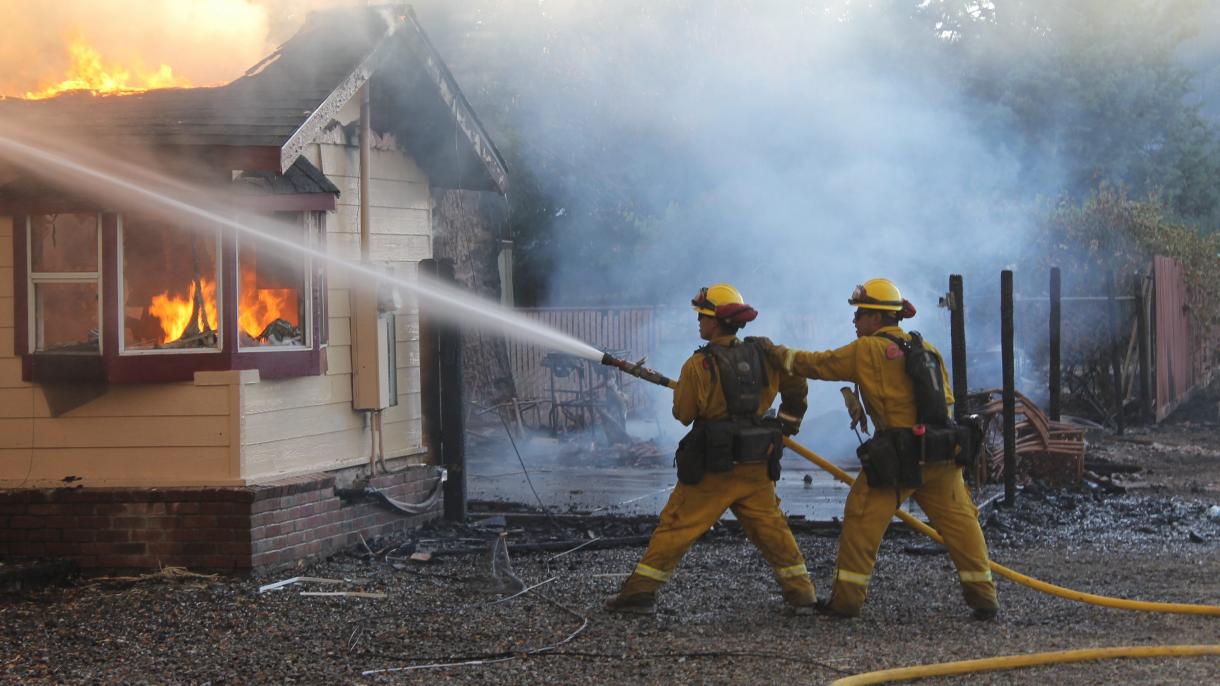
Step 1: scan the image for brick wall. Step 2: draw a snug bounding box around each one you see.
[0,466,441,572]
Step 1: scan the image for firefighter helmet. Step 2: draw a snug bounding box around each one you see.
[849,278,904,311]
[691,283,745,317]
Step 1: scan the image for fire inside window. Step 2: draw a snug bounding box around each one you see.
[28,211,312,363]
[237,218,308,349]
[27,213,101,354]
[121,217,221,352]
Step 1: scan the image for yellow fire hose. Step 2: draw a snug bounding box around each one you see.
[602,355,1219,683]
[605,359,1219,615]
[780,438,1220,616]
[829,645,1220,686]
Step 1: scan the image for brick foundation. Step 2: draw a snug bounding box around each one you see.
[0,465,441,573]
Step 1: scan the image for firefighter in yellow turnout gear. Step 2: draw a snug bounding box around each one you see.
[605,284,817,615]
[757,278,999,620]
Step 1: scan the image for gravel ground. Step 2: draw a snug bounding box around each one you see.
[3,417,1219,684]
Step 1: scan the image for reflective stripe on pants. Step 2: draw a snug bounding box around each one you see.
[836,568,870,586]
[618,462,815,600]
[827,461,999,617]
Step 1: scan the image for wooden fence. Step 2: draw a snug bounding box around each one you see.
[1153,256,1216,420]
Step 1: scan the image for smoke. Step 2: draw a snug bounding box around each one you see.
[412,2,1033,342]
[1180,1,1220,122]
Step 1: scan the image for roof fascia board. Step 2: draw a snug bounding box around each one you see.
[279,25,398,173]
[402,10,508,194]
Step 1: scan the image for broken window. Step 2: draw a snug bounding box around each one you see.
[237,215,309,349]
[27,213,101,353]
[120,216,221,352]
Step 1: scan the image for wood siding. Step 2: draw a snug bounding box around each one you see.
[0,261,240,494]
[0,140,435,487]
[238,142,430,481]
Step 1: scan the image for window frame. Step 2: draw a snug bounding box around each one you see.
[13,210,327,384]
[234,213,313,353]
[116,214,226,356]
[25,213,103,356]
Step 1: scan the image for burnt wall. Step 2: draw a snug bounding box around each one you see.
[431,188,517,410]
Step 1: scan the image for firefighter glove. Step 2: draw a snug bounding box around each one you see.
[840,386,869,435]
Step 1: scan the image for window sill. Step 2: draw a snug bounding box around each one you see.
[22,348,326,384]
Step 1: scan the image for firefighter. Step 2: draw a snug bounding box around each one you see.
[604,283,816,615]
[752,278,999,620]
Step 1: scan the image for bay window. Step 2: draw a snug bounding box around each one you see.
[17,210,326,383]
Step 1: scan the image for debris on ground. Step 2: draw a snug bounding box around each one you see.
[1,391,1217,684]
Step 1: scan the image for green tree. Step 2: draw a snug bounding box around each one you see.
[931,0,1220,228]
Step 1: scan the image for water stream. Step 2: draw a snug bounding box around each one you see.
[0,129,604,362]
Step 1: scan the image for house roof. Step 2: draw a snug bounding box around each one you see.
[234,158,341,196]
[0,4,507,194]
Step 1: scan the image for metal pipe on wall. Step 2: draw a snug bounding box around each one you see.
[1001,270,1016,506]
[359,83,371,261]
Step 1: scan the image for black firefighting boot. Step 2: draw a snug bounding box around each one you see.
[972,606,998,621]
[603,592,656,615]
[782,589,817,616]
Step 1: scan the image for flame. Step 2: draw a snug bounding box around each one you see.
[148,267,299,345]
[24,39,192,100]
[238,263,299,340]
[148,279,219,344]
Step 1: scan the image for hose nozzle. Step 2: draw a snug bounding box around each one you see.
[600,351,676,389]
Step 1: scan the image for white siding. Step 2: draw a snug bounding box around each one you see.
[238,142,431,481]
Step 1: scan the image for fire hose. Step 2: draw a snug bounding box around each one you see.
[600,352,1220,682]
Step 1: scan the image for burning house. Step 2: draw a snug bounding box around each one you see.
[0,6,506,570]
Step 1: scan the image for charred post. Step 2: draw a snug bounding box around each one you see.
[1001,270,1016,506]
[437,259,467,522]
[1107,269,1124,435]
[949,274,967,421]
[1136,273,1153,425]
[1049,267,1061,422]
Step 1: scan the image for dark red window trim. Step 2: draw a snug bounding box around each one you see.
[13,209,327,384]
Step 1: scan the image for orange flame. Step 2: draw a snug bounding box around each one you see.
[239,277,299,341]
[25,39,192,100]
[148,268,300,345]
[148,279,219,344]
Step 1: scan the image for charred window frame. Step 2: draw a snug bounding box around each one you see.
[117,215,224,356]
[235,212,312,352]
[25,213,102,355]
[14,209,327,384]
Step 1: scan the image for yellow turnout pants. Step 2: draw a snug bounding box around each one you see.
[827,460,998,616]
[619,462,815,601]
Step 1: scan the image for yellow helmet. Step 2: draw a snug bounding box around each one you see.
[849,278,903,311]
[691,283,745,317]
